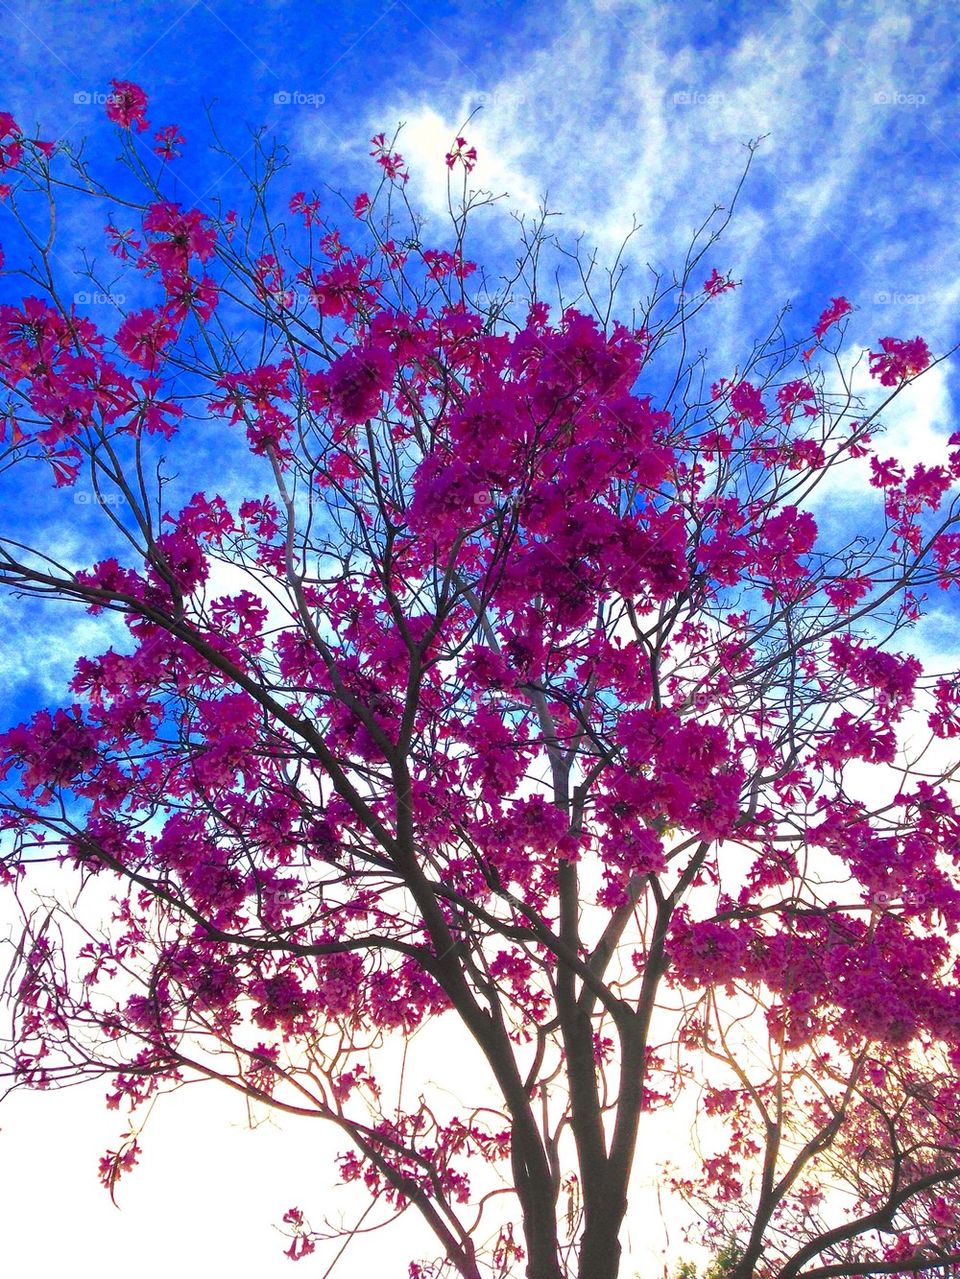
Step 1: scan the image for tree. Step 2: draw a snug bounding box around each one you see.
[1,82,960,1279]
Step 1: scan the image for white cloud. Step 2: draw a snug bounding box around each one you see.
[0,593,122,702]
[802,345,957,521]
[327,0,958,377]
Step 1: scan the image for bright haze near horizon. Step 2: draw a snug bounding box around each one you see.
[0,0,958,1275]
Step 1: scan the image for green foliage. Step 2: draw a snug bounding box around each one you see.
[704,1240,743,1279]
[672,1239,743,1279]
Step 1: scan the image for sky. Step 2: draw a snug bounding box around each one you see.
[1,0,959,1275]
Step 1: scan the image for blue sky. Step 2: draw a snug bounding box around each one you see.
[2,0,958,717]
[1,1,960,1275]
[3,0,957,337]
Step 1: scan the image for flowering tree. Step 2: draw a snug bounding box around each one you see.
[2,84,960,1279]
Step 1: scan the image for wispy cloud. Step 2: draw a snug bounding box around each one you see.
[357,0,958,356]
[0,592,122,702]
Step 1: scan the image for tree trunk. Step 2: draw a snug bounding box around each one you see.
[577,1198,627,1279]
